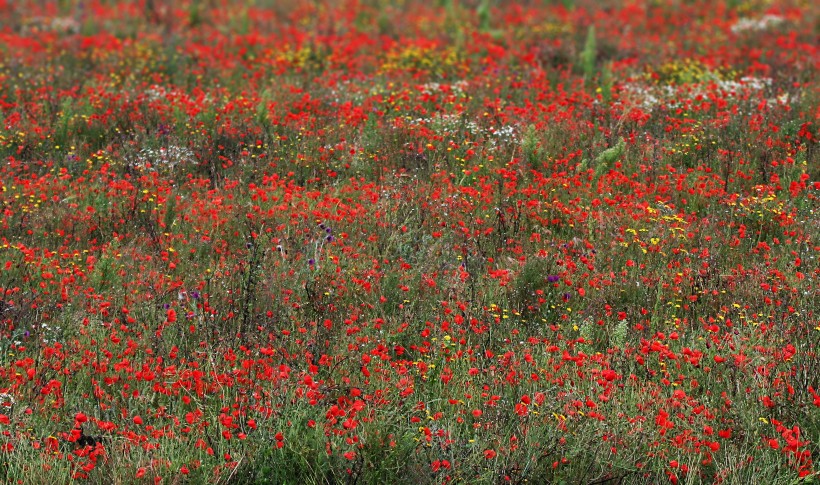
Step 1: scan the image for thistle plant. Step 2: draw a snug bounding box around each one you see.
[581,25,597,86]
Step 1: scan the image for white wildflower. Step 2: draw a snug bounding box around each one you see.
[731,15,785,34]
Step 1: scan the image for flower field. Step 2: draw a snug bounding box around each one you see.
[0,0,818,483]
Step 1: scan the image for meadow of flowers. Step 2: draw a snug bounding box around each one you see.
[0,0,817,483]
